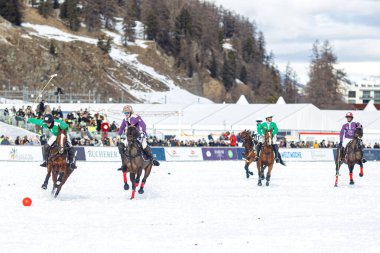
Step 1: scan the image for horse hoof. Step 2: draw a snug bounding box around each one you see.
[41,184,47,190]
[266,182,269,186]
[334,184,338,187]
[258,182,262,186]
[359,173,364,177]
[124,183,130,191]
[350,180,355,185]
[249,172,253,175]
[138,189,144,194]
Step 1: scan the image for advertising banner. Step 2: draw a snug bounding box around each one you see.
[202,147,238,160]
[279,148,334,162]
[164,147,203,161]
[236,147,246,160]
[334,149,380,162]
[152,148,166,161]
[85,147,120,162]
[0,145,43,162]
[74,147,86,161]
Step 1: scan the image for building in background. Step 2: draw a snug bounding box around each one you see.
[342,77,380,105]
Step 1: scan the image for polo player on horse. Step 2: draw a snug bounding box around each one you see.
[117,105,160,172]
[27,114,77,170]
[254,113,285,166]
[339,112,366,163]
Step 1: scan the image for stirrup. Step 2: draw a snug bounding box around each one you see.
[275,157,280,163]
[362,158,367,163]
[70,163,77,170]
[254,156,259,161]
[153,160,160,166]
[40,161,47,167]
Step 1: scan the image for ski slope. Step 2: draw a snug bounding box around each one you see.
[0,161,379,253]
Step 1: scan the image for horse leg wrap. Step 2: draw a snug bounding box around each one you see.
[266,175,271,181]
[349,173,353,181]
[123,172,128,184]
[360,167,364,177]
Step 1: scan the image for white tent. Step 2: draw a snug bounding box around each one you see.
[276,96,286,104]
[236,95,249,104]
[364,100,377,111]
[2,102,380,142]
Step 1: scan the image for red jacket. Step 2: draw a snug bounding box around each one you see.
[229,134,237,146]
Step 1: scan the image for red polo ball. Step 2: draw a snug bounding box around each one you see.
[22,197,32,206]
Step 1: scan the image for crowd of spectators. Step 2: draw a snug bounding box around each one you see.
[1,102,380,149]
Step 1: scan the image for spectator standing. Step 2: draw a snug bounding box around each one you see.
[313,141,319,148]
[229,131,237,146]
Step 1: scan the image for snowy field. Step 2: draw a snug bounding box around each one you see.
[0,161,379,253]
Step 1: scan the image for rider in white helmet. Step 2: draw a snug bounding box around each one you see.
[254,113,285,165]
[117,105,160,171]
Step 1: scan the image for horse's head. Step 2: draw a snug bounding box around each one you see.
[57,127,67,154]
[355,127,363,139]
[126,125,139,142]
[240,130,251,143]
[264,129,273,145]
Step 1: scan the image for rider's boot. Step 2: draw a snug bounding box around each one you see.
[40,144,50,167]
[272,144,280,163]
[117,142,127,172]
[254,142,262,161]
[67,146,77,170]
[144,146,160,166]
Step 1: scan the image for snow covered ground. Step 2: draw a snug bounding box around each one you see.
[0,161,379,253]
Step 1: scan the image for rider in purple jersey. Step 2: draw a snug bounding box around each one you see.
[339,112,366,163]
[117,105,160,171]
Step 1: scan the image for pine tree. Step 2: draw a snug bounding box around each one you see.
[101,0,117,30]
[176,8,192,38]
[305,40,346,109]
[53,0,60,9]
[209,52,218,78]
[145,13,158,40]
[38,0,52,18]
[59,0,68,19]
[97,35,113,54]
[222,51,237,91]
[239,66,247,84]
[83,0,102,32]
[122,0,139,45]
[66,0,80,31]
[0,0,22,26]
[282,63,299,103]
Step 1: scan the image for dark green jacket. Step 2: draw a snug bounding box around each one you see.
[27,118,68,136]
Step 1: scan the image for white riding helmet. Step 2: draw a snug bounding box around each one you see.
[265,112,274,119]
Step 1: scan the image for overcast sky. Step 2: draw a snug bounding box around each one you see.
[211,0,380,83]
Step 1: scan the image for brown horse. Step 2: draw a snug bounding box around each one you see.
[335,128,364,187]
[41,127,73,198]
[257,129,275,186]
[123,125,153,200]
[240,130,255,178]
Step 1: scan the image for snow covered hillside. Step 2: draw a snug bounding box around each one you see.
[20,19,213,104]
